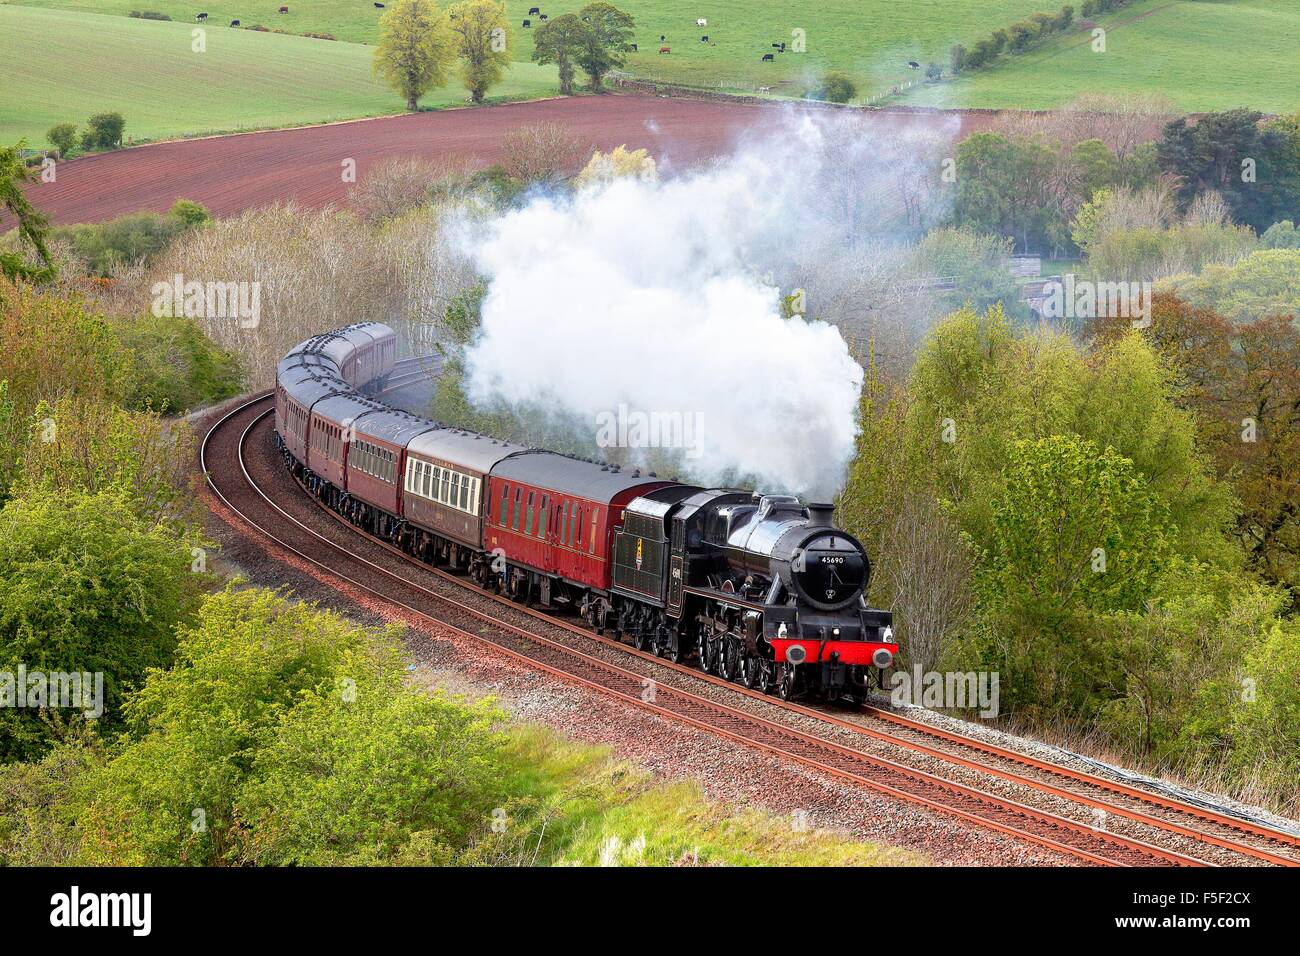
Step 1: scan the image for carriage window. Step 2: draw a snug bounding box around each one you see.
[526,491,535,535]
[512,488,522,530]
[575,507,583,546]
[459,476,470,512]
[539,496,548,538]
[442,469,451,504]
[452,473,461,510]
[590,512,598,553]
[469,478,479,516]
[499,484,509,525]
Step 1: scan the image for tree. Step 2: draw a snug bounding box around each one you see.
[0,488,201,762]
[574,2,634,93]
[573,145,655,187]
[1160,248,1300,325]
[0,143,57,283]
[531,13,589,95]
[81,113,125,150]
[813,72,857,104]
[447,0,511,104]
[167,198,211,226]
[46,124,78,157]
[951,132,1061,253]
[373,0,456,111]
[497,123,590,184]
[1157,109,1300,232]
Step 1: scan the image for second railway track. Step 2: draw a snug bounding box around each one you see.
[201,390,1300,869]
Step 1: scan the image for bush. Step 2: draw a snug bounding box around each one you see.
[0,488,201,762]
[1261,220,1300,249]
[46,124,78,157]
[113,313,243,413]
[80,112,126,151]
[925,62,943,81]
[53,211,188,276]
[167,198,212,226]
[812,72,857,104]
[128,10,171,19]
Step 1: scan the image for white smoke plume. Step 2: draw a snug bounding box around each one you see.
[455,110,958,499]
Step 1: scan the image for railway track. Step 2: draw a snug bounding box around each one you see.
[201,391,1300,868]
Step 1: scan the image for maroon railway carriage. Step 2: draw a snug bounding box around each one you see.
[402,428,528,574]
[342,407,439,536]
[485,452,672,611]
[306,394,374,495]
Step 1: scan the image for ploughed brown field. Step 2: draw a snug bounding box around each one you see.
[19,95,994,226]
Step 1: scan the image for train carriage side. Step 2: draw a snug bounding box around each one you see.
[486,452,672,600]
[343,408,439,531]
[306,394,377,498]
[276,370,344,467]
[403,430,528,554]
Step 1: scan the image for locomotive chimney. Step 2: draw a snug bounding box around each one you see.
[807,502,833,528]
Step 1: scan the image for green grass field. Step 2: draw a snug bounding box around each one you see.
[0,5,558,145]
[899,0,1300,114]
[4,0,1062,101]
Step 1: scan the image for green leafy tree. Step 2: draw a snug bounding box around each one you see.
[812,72,856,104]
[373,0,456,111]
[531,13,589,95]
[574,2,634,93]
[0,488,201,762]
[951,132,1060,253]
[0,143,57,283]
[46,124,78,157]
[447,0,511,104]
[81,113,126,150]
[167,198,211,226]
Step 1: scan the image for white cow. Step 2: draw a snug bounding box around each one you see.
[696,18,707,27]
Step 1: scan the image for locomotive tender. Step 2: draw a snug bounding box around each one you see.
[274,323,896,702]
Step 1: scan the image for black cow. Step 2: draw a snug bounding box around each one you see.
[772,42,781,48]
[907,60,920,69]
[528,5,539,13]
[230,18,240,26]
[522,18,530,27]
[761,53,774,61]
[700,35,708,42]
[629,43,637,51]
[374,2,384,7]
[539,13,547,19]
[196,12,208,20]
[279,5,288,11]
[660,34,666,41]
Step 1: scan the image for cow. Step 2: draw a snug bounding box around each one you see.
[701,35,709,42]
[772,42,782,48]
[659,45,670,54]
[528,5,539,13]
[907,60,920,69]
[629,43,637,51]
[230,18,240,26]
[279,5,288,11]
[758,85,772,93]
[196,12,207,20]
[522,18,530,27]
[696,18,707,27]
[660,34,666,41]
[374,2,384,7]
[539,13,547,19]
[761,53,774,61]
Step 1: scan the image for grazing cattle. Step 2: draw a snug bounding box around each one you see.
[522,18,530,26]
[758,85,771,93]
[629,43,637,51]
[528,5,539,13]
[659,45,670,54]
[771,42,782,48]
[700,35,708,42]
[696,18,707,27]
[373,2,384,7]
[230,18,240,25]
[907,60,920,69]
[196,12,207,20]
[279,5,288,11]
[539,13,547,19]
[761,52,774,61]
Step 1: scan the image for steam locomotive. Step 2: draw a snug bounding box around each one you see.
[274,323,896,702]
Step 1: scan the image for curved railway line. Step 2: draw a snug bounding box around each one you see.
[201,389,1300,869]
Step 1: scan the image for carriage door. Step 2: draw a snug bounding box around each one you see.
[667,516,686,616]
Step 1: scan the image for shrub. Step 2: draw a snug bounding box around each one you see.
[46,124,78,157]
[79,112,126,151]
[128,10,171,19]
[53,211,188,276]
[112,313,243,413]
[167,198,212,226]
[925,62,943,81]
[812,72,857,104]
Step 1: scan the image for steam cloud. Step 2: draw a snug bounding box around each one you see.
[456,110,956,499]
